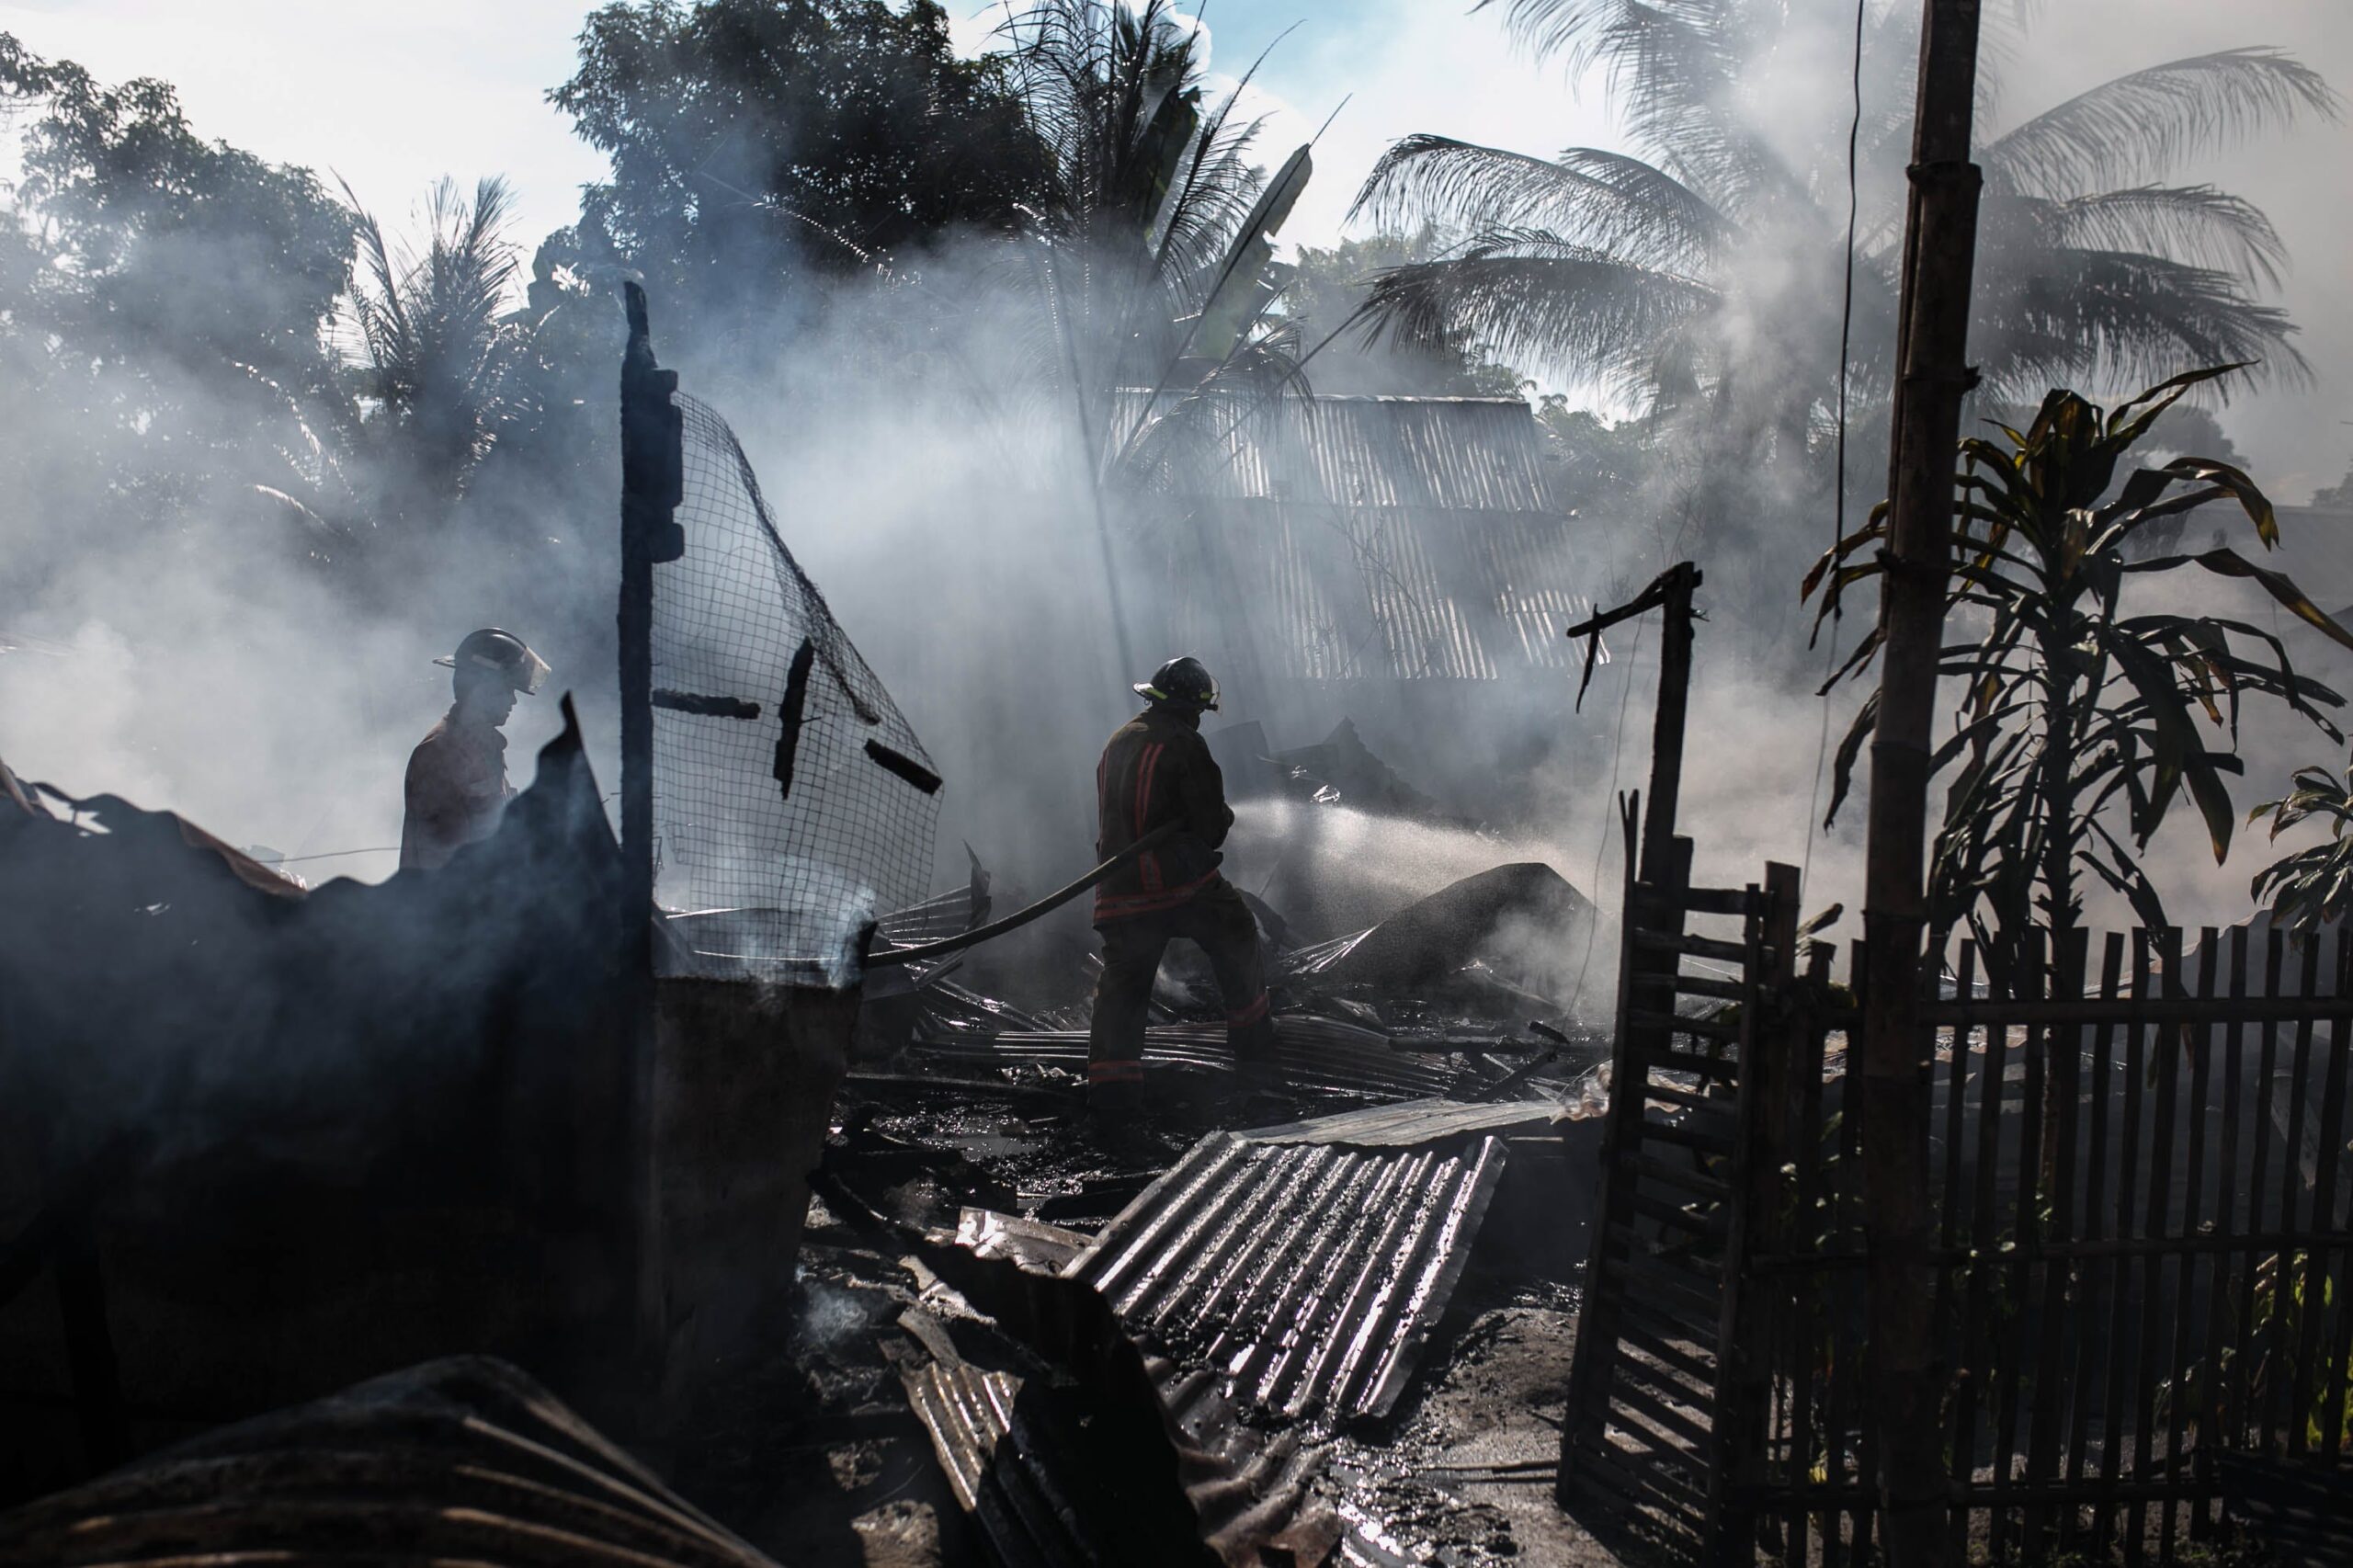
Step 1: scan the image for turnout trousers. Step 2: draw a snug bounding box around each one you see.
[1087,875,1277,1098]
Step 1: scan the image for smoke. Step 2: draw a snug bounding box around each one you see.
[0,489,612,883]
[6,0,2348,979]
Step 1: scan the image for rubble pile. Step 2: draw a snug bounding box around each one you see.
[1,710,1621,1567]
[869,853,1607,1113]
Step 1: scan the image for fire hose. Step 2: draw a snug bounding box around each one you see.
[863,822,1181,969]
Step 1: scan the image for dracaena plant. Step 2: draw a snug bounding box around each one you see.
[1805,365,2353,989]
[2249,764,2353,937]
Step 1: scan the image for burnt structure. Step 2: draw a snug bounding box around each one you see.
[1,289,952,1503]
[0,709,636,1501]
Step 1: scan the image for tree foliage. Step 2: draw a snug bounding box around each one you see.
[0,34,611,594]
[0,34,356,555]
[990,0,1313,495]
[2249,765,2353,937]
[1350,3,2335,435]
[550,0,1049,337]
[342,176,540,531]
[1277,229,1524,397]
[1807,366,2353,981]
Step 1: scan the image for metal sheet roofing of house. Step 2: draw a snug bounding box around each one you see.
[1066,1126,1509,1427]
[1235,1096,1564,1147]
[1147,393,1559,511]
[1133,393,1594,682]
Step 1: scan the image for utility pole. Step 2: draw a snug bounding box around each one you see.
[1862,4,1983,1564]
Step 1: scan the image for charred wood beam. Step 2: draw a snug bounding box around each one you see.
[773,640,815,798]
[864,741,942,796]
[653,690,762,722]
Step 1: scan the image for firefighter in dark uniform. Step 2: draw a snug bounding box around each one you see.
[400,628,549,871]
[1087,656,1282,1111]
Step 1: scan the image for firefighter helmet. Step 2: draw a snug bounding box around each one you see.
[1133,655,1219,712]
[434,628,550,696]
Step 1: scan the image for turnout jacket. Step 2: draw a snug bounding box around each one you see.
[1093,705,1234,920]
[400,709,514,871]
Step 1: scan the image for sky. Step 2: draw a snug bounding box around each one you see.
[0,0,2347,490]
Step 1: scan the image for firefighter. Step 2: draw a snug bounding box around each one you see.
[1087,655,1282,1112]
[399,628,549,872]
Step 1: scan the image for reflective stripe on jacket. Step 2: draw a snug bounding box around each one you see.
[1093,706,1233,920]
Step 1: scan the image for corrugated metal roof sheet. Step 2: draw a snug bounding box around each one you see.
[1169,501,1594,683]
[0,1357,777,1568]
[1067,1129,1508,1426]
[1132,392,1594,683]
[1235,1096,1563,1147]
[1141,394,1558,512]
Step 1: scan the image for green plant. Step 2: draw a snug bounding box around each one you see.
[2248,762,2353,935]
[1807,365,2353,987]
[2159,1250,2353,1452]
[342,176,537,528]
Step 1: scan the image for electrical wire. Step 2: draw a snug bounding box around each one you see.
[267,846,401,864]
[1800,0,1870,905]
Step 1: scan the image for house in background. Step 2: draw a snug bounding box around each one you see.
[1135,392,1608,820]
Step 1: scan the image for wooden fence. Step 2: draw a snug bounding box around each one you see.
[1558,820,1797,1561]
[1564,860,2353,1564]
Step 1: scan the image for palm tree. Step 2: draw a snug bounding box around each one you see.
[1349,2,2335,446]
[341,176,539,535]
[983,0,1317,671]
[994,0,1313,492]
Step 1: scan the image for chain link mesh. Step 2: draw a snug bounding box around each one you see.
[651,392,939,983]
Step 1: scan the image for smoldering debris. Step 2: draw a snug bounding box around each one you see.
[1287,861,1596,998]
[792,1080,1596,1568]
[781,794,1611,1562]
[0,762,1612,1564]
[863,794,1604,1110]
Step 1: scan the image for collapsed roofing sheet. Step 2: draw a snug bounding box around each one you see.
[903,1352,1349,1568]
[917,1208,1415,1568]
[1068,1124,1508,1426]
[0,1356,775,1568]
[1235,1096,1562,1147]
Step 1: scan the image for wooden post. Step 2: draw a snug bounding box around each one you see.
[1643,562,1699,884]
[1715,861,1802,1564]
[1564,560,1703,884]
[1859,3,1984,1563]
[618,282,682,1422]
[619,282,682,966]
